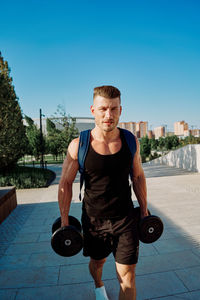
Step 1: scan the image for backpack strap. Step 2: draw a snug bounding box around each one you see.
[77,128,136,200]
[121,128,137,180]
[78,129,91,200]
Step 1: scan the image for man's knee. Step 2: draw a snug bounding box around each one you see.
[116,263,136,287]
[90,257,106,268]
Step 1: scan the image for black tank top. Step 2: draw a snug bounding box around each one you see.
[83,128,134,218]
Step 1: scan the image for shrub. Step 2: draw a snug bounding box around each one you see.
[0,166,55,189]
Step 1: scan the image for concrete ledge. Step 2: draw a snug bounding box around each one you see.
[147,144,200,172]
[0,187,17,224]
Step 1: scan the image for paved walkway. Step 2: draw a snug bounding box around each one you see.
[0,164,200,299]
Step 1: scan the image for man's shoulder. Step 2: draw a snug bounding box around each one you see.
[68,137,80,160]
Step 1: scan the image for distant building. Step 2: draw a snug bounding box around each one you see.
[136,121,148,138]
[119,121,148,138]
[119,122,136,135]
[190,129,200,137]
[166,131,174,137]
[153,126,165,139]
[73,117,95,132]
[148,130,153,139]
[174,121,188,137]
[27,117,95,135]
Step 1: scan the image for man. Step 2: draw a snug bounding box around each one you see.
[58,85,148,300]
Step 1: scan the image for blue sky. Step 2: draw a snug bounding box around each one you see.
[1,0,200,131]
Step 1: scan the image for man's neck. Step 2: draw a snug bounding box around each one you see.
[91,126,120,143]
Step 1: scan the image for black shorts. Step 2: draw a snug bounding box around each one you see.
[81,207,139,265]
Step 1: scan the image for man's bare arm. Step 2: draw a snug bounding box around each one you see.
[58,138,79,227]
[131,138,148,218]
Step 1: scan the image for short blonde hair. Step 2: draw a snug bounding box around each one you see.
[93,85,121,103]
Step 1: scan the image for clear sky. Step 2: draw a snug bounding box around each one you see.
[1,0,200,131]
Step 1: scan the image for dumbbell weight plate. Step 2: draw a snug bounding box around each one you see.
[52,217,61,234]
[139,215,164,244]
[52,216,82,234]
[51,226,83,257]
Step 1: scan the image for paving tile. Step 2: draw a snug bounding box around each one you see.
[153,237,200,254]
[0,266,59,288]
[159,229,176,240]
[28,251,89,267]
[59,263,93,285]
[102,261,117,280]
[23,219,47,226]
[38,232,51,242]
[28,252,67,267]
[103,271,188,300]
[152,290,200,299]
[139,243,158,257]
[16,281,95,300]
[16,285,62,300]
[59,260,118,286]
[192,247,200,258]
[5,241,51,255]
[102,279,119,300]
[0,244,8,258]
[13,232,40,243]
[175,266,200,291]
[0,254,31,270]
[60,282,95,300]
[0,289,17,300]
[18,224,50,234]
[136,271,188,299]
[136,250,200,276]
[187,290,200,299]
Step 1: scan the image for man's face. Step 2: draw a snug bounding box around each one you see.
[91,95,122,132]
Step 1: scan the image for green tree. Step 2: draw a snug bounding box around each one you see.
[46,118,63,159]
[24,115,45,160]
[170,135,180,149]
[51,105,79,154]
[164,136,173,150]
[140,135,151,162]
[0,52,27,170]
[150,137,158,150]
[158,137,165,151]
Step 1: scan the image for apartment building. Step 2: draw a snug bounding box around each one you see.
[174,121,188,137]
[119,122,136,135]
[119,121,148,138]
[136,121,148,138]
[154,126,165,139]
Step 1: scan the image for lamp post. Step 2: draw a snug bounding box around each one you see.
[39,109,45,168]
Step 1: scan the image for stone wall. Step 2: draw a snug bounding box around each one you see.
[147,144,200,172]
[0,187,17,224]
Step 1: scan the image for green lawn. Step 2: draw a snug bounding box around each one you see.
[18,154,65,166]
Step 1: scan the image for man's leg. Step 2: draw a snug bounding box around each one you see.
[89,257,106,288]
[89,258,109,300]
[115,262,136,300]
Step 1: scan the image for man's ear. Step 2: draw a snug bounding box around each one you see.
[120,105,122,115]
[90,105,95,116]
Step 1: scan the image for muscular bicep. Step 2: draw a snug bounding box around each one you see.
[60,152,79,186]
[132,137,144,179]
[59,138,79,187]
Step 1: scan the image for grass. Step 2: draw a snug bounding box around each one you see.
[0,165,56,189]
[18,154,65,166]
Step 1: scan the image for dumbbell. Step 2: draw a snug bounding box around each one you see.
[51,216,83,257]
[134,207,164,244]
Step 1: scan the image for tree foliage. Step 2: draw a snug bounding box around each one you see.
[50,105,79,154]
[140,135,151,162]
[24,115,44,160]
[23,106,79,161]
[0,52,27,170]
[46,118,63,158]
